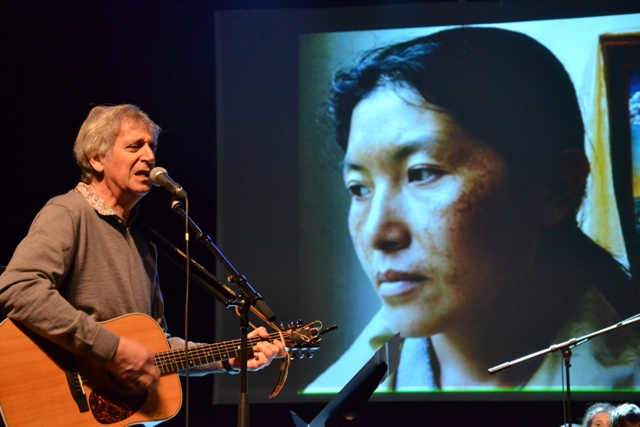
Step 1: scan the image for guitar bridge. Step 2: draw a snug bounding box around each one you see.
[64,367,89,413]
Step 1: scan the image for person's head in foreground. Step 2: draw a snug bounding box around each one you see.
[582,402,616,427]
[612,403,640,427]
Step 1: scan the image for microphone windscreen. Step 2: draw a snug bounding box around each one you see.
[149,166,167,187]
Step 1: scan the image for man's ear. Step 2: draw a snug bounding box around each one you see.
[88,153,104,174]
[542,149,590,227]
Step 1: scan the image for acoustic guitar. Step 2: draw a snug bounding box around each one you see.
[0,313,322,427]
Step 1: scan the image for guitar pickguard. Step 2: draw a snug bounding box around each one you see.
[89,387,147,425]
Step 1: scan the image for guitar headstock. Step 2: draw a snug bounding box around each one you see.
[278,320,337,360]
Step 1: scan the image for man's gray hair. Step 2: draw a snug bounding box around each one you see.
[74,104,161,183]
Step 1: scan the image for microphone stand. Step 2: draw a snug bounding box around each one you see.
[138,222,237,306]
[488,312,640,426]
[169,199,276,427]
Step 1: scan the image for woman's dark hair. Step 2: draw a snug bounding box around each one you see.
[329,27,585,192]
[612,403,640,427]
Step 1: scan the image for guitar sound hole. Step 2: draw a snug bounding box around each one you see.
[89,387,147,424]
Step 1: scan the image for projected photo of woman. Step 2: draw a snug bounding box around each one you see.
[305,27,640,392]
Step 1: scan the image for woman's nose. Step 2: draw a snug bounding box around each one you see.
[363,188,411,253]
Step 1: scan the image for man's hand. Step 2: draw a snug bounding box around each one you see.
[227,326,287,372]
[105,336,161,393]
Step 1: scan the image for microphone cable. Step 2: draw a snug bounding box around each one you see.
[182,195,191,427]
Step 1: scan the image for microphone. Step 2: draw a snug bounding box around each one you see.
[149,167,187,199]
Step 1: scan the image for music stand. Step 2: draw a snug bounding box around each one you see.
[291,333,400,427]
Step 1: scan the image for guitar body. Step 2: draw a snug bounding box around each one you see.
[0,313,182,427]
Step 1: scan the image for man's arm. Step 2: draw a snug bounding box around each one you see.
[0,201,120,362]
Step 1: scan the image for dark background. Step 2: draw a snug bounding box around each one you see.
[0,1,636,426]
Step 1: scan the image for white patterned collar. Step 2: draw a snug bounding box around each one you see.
[74,182,140,225]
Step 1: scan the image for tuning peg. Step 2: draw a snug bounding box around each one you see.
[320,324,338,336]
[306,351,314,359]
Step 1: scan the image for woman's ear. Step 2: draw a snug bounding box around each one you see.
[542,149,590,227]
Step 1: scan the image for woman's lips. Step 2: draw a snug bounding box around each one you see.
[378,281,420,298]
[376,270,426,298]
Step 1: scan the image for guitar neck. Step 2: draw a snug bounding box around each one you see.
[154,333,279,374]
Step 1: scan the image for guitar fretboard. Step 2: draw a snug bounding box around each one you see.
[153,332,285,375]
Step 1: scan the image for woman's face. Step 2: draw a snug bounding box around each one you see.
[343,83,544,337]
[590,412,611,427]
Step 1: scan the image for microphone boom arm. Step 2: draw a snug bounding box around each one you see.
[138,222,237,307]
[170,199,276,322]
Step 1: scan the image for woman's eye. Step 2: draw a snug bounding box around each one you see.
[346,184,370,198]
[408,166,443,184]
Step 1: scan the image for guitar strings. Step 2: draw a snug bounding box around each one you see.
[154,332,286,373]
[154,325,321,374]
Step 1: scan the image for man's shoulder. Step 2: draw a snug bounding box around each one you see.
[45,189,88,210]
[33,190,91,224]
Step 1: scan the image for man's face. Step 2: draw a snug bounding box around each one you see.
[92,119,156,206]
[342,84,543,337]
